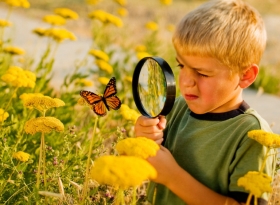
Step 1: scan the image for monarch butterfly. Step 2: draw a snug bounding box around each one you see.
[80,77,121,116]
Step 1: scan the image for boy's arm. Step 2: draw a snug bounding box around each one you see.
[148,146,246,205]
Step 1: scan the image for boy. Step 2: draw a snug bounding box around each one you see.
[134,0,274,204]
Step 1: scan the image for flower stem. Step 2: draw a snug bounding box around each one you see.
[37,133,46,189]
[81,115,98,203]
[260,148,271,173]
[246,193,253,205]
[132,187,137,205]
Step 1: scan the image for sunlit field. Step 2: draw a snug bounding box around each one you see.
[0,0,280,204]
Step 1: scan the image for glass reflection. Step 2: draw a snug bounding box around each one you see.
[138,59,166,117]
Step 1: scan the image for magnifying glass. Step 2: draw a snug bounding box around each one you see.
[132,56,176,118]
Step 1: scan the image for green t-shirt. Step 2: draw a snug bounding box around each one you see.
[147,96,274,205]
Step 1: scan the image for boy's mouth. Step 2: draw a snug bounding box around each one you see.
[184,94,198,101]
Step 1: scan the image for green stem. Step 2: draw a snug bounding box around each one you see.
[37,133,46,189]
[260,148,271,173]
[132,187,137,205]
[115,188,124,205]
[81,115,98,203]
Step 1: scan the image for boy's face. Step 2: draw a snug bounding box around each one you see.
[176,54,243,114]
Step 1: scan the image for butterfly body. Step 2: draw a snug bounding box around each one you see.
[80,77,121,116]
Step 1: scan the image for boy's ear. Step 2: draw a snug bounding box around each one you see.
[239,64,259,88]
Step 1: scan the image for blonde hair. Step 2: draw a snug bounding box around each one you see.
[172,0,266,73]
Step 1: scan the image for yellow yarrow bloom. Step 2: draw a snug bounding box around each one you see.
[248,130,280,148]
[160,0,172,6]
[43,14,66,26]
[90,155,157,189]
[44,28,77,42]
[135,44,146,52]
[114,0,126,6]
[117,8,128,17]
[76,78,93,87]
[116,137,159,159]
[124,76,132,83]
[32,27,47,37]
[119,104,140,123]
[95,59,113,74]
[0,108,9,122]
[24,117,64,135]
[4,0,30,8]
[0,19,12,27]
[86,0,101,5]
[1,66,36,88]
[98,77,110,85]
[88,10,123,27]
[54,8,79,20]
[237,171,272,197]
[3,46,25,55]
[136,51,151,60]
[12,151,30,162]
[88,49,109,62]
[146,21,158,31]
[21,94,65,113]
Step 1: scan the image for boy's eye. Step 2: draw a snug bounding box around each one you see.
[177,64,184,69]
[198,73,208,77]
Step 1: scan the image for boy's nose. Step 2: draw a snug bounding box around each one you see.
[181,72,196,87]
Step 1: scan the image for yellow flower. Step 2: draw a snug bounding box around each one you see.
[75,78,93,87]
[19,93,44,101]
[119,104,140,123]
[98,77,110,85]
[90,155,157,189]
[88,49,109,62]
[0,108,9,122]
[136,51,151,60]
[21,94,65,113]
[44,28,77,42]
[32,27,47,37]
[1,66,36,88]
[95,59,113,74]
[4,0,30,8]
[117,7,128,17]
[0,19,12,27]
[135,44,146,52]
[88,10,123,27]
[237,171,272,197]
[248,130,280,148]
[54,8,79,20]
[43,14,66,26]
[166,24,175,32]
[160,0,172,6]
[124,76,132,83]
[116,137,159,159]
[77,97,88,106]
[145,21,158,31]
[86,0,101,5]
[24,117,64,135]
[114,0,126,6]
[12,151,30,162]
[3,46,25,55]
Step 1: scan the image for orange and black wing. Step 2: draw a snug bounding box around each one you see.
[80,90,102,105]
[105,96,121,110]
[103,77,118,98]
[103,77,122,110]
[92,100,107,116]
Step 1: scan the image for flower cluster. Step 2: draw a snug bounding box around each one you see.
[1,66,36,88]
[12,151,30,162]
[248,130,280,148]
[0,108,9,122]
[21,93,65,113]
[0,19,12,27]
[3,46,25,55]
[43,14,66,26]
[3,0,30,8]
[119,104,141,123]
[116,137,159,159]
[237,171,272,197]
[54,8,79,20]
[90,155,156,189]
[24,117,64,135]
[88,10,123,27]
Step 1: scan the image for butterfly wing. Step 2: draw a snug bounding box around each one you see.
[92,100,107,116]
[105,96,122,110]
[103,77,122,110]
[80,90,102,105]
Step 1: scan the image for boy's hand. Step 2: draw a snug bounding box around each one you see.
[134,115,166,144]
